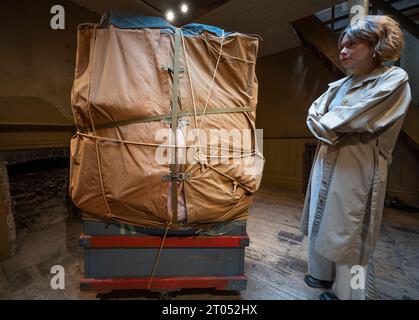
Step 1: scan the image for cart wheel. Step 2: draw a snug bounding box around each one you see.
[158,291,174,300]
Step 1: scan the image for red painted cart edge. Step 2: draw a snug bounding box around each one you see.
[79,233,250,248]
[80,276,248,293]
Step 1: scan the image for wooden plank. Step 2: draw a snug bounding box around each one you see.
[246,184,419,300]
[292,15,345,74]
[261,138,314,191]
[0,184,11,261]
[400,142,419,192]
[387,137,419,206]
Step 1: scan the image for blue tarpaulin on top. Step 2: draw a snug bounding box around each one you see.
[181,23,230,37]
[98,10,232,36]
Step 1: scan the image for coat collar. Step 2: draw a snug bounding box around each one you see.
[328,65,393,89]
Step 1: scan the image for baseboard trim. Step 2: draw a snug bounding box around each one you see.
[261,176,303,192]
[387,189,419,207]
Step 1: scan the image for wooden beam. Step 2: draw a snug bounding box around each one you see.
[0,183,11,261]
[292,15,346,75]
[140,0,163,14]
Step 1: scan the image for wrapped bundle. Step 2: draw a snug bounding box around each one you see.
[70,11,264,228]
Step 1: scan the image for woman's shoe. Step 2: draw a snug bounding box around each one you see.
[319,290,339,300]
[304,274,333,289]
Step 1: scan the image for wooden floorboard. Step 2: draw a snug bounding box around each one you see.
[0,184,418,299]
[245,184,419,300]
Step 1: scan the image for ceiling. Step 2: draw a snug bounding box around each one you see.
[193,0,343,56]
[69,0,230,22]
[71,0,343,56]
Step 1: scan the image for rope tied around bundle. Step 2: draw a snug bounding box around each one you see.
[80,24,257,229]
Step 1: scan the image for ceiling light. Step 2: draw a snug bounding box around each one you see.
[181,4,188,13]
[166,10,175,21]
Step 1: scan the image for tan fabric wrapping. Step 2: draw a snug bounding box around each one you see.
[70,23,263,228]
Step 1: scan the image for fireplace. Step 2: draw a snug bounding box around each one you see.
[0,148,80,255]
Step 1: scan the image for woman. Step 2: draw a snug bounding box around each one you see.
[300,15,411,300]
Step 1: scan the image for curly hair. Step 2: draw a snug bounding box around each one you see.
[338,15,404,62]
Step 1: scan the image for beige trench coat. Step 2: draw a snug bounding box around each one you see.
[300,65,412,265]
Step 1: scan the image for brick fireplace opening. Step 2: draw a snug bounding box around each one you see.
[0,148,80,255]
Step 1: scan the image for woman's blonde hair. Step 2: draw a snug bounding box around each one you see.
[339,15,404,62]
